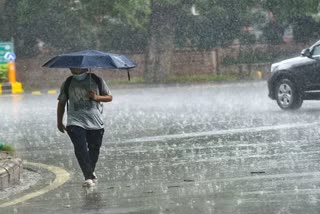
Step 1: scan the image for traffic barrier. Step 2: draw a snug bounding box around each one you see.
[31,90,58,95]
[0,87,58,95]
[1,82,12,94]
[0,82,24,94]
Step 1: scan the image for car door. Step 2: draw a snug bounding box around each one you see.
[306,45,320,90]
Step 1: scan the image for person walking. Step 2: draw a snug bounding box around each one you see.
[57,68,112,187]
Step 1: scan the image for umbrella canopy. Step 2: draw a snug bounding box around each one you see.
[42,50,136,69]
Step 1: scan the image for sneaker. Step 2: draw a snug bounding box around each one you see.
[92,172,98,183]
[82,179,95,187]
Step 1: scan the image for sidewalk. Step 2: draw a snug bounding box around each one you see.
[0,152,22,190]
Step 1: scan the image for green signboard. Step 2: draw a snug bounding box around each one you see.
[0,42,14,64]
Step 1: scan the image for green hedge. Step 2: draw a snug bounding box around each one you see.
[0,143,15,152]
[222,50,298,65]
[167,74,237,83]
[0,64,8,82]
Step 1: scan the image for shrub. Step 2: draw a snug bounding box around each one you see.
[0,143,15,152]
[0,64,8,82]
[262,22,285,45]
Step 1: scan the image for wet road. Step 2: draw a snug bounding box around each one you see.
[1,81,320,213]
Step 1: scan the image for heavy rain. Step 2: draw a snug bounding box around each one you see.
[1,1,320,214]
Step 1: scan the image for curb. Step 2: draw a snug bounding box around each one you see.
[0,157,22,190]
[0,89,58,95]
[0,82,24,94]
[0,161,70,208]
[31,90,58,95]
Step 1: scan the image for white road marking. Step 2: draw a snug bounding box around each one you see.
[125,122,320,143]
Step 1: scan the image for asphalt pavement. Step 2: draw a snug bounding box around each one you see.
[1,81,320,214]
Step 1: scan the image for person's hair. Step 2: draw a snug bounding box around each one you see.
[80,68,89,72]
[70,68,88,73]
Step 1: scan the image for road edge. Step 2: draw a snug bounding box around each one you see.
[0,161,70,208]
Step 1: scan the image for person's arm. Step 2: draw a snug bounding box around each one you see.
[88,90,113,102]
[57,100,67,133]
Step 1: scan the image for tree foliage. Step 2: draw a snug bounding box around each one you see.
[11,0,260,57]
[261,21,285,44]
[260,0,320,44]
[176,0,257,49]
[0,0,318,70]
[17,0,82,55]
[292,15,320,43]
[14,0,150,56]
[261,0,319,23]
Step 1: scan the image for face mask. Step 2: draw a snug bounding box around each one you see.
[73,72,87,81]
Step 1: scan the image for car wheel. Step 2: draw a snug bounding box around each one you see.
[275,79,303,110]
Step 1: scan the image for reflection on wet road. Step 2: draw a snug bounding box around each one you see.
[1,82,320,213]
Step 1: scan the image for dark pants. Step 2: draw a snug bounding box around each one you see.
[67,125,104,180]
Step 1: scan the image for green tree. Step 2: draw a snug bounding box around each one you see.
[0,0,17,42]
[261,0,319,22]
[72,0,150,51]
[145,0,256,83]
[261,0,320,43]
[17,0,85,56]
[15,0,150,56]
[292,15,320,43]
[262,21,284,44]
[144,0,186,83]
[176,0,256,49]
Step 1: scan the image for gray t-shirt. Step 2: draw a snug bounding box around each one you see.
[58,74,111,130]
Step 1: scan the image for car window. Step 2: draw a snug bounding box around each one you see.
[312,45,320,57]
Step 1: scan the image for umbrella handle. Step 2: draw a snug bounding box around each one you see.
[89,69,92,89]
[127,69,130,81]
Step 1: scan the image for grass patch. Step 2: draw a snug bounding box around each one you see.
[167,73,237,83]
[20,73,247,90]
[108,74,238,85]
[108,77,144,85]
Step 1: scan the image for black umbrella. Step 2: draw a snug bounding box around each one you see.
[42,50,136,80]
